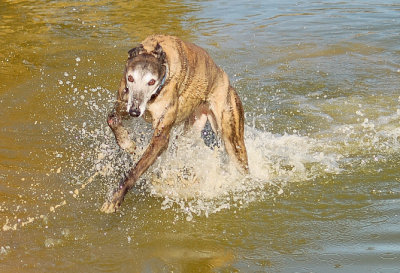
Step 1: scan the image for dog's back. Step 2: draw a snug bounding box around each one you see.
[141,35,230,124]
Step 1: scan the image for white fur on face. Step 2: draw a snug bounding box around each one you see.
[125,69,160,117]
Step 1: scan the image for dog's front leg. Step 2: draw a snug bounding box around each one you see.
[101,94,179,213]
[101,123,173,213]
[107,103,136,155]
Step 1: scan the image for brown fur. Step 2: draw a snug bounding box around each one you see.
[101,35,248,213]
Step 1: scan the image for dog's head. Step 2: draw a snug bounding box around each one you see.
[120,43,167,117]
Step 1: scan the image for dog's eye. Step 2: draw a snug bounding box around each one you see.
[124,87,129,94]
[148,79,156,86]
[128,75,134,82]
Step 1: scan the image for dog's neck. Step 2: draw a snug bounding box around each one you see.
[150,65,168,101]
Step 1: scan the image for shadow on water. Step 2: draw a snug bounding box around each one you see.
[1,0,400,272]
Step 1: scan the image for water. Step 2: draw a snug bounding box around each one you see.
[1,0,399,272]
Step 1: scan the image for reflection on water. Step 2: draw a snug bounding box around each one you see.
[1,0,400,272]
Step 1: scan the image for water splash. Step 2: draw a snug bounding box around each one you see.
[53,63,399,220]
[57,82,342,219]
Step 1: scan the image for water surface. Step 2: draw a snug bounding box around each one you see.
[1,0,399,272]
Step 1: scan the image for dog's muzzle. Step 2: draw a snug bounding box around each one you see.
[129,107,140,117]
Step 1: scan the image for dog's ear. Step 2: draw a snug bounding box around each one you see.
[128,44,144,58]
[152,43,166,63]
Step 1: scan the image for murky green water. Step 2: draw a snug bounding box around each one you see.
[1,0,399,272]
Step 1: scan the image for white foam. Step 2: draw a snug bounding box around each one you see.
[133,125,343,218]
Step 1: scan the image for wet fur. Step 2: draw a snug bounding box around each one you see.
[101,35,248,213]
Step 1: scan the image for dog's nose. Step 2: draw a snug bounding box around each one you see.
[129,108,140,117]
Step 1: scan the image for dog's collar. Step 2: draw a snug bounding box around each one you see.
[150,65,168,101]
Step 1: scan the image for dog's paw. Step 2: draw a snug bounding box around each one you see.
[100,189,125,214]
[119,139,136,154]
[107,112,121,129]
[100,200,120,214]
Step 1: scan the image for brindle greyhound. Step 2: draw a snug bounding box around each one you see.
[101,35,248,213]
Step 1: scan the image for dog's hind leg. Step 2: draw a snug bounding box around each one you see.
[184,103,219,148]
[184,103,210,134]
[211,85,249,173]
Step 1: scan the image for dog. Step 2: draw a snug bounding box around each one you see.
[101,35,248,213]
